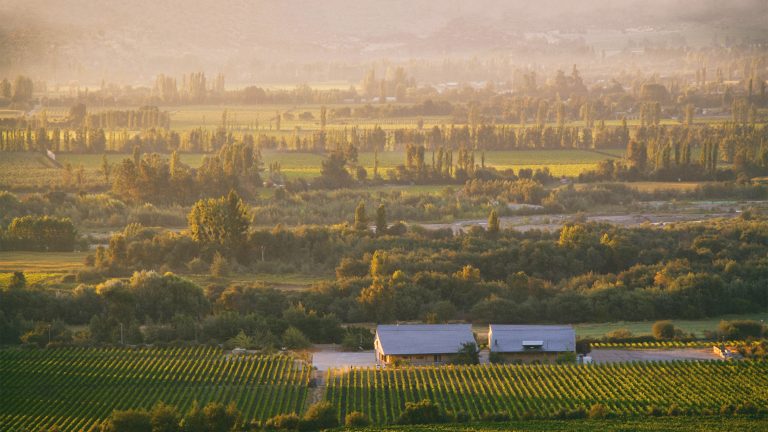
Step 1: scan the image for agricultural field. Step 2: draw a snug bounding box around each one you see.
[0,251,88,273]
[573,312,768,339]
[325,362,768,424]
[345,418,768,432]
[0,347,311,432]
[1,148,621,189]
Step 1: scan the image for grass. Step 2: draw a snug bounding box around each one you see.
[0,152,105,190]
[0,251,88,273]
[0,272,65,288]
[573,311,768,339]
[185,272,332,290]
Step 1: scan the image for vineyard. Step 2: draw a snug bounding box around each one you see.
[590,341,727,349]
[325,362,768,425]
[0,347,311,432]
[348,417,768,432]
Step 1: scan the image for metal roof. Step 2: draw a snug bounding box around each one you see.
[489,325,575,353]
[375,324,476,355]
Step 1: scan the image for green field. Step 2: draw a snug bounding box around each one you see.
[326,362,768,425]
[0,251,88,273]
[0,347,311,432]
[185,272,332,291]
[573,312,768,339]
[345,418,768,432]
[2,149,622,189]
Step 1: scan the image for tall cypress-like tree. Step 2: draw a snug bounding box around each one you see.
[375,204,387,236]
[487,209,500,234]
[354,201,368,231]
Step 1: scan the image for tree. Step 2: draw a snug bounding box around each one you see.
[375,204,387,236]
[101,154,112,183]
[199,402,239,432]
[652,320,676,340]
[210,252,230,277]
[301,401,338,430]
[282,326,311,349]
[354,201,368,231]
[102,409,152,432]
[396,400,448,425]
[11,75,33,104]
[451,342,480,365]
[9,271,25,290]
[150,402,181,432]
[487,209,499,234]
[315,151,352,189]
[718,320,764,340]
[345,412,371,427]
[188,191,250,255]
[320,106,327,129]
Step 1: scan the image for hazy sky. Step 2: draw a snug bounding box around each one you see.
[1,0,766,84]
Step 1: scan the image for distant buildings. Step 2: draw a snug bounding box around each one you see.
[489,325,576,363]
[374,324,475,366]
[374,323,576,367]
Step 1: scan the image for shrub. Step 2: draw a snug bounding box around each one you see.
[605,328,634,339]
[588,403,608,419]
[647,406,664,417]
[282,327,311,349]
[187,257,208,273]
[718,320,765,340]
[450,410,471,423]
[652,320,676,340]
[666,404,682,416]
[344,411,370,427]
[480,411,510,422]
[264,413,300,430]
[102,408,151,432]
[209,252,230,277]
[299,401,338,431]
[396,399,448,425]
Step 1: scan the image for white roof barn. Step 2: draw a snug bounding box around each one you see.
[375,324,476,356]
[489,325,575,353]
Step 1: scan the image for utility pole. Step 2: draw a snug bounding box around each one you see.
[48,324,52,345]
[120,323,124,345]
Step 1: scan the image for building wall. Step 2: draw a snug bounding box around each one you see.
[377,353,458,367]
[493,351,562,364]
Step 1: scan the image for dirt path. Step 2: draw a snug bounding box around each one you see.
[304,369,326,411]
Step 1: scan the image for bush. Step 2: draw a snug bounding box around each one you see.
[480,411,510,422]
[647,406,664,417]
[652,320,676,340]
[102,408,151,432]
[210,252,230,277]
[299,401,338,431]
[396,399,448,425]
[282,327,311,349]
[718,320,765,340]
[344,411,370,427]
[264,413,300,430]
[187,257,208,273]
[450,410,471,423]
[588,403,608,419]
[666,404,682,416]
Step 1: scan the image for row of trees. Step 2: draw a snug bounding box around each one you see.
[111,145,262,204]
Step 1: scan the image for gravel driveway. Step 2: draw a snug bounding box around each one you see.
[311,345,377,370]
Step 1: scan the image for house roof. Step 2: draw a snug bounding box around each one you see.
[489,325,575,353]
[376,324,476,355]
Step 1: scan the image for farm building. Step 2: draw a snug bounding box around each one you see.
[374,324,476,366]
[488,325,576,363]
